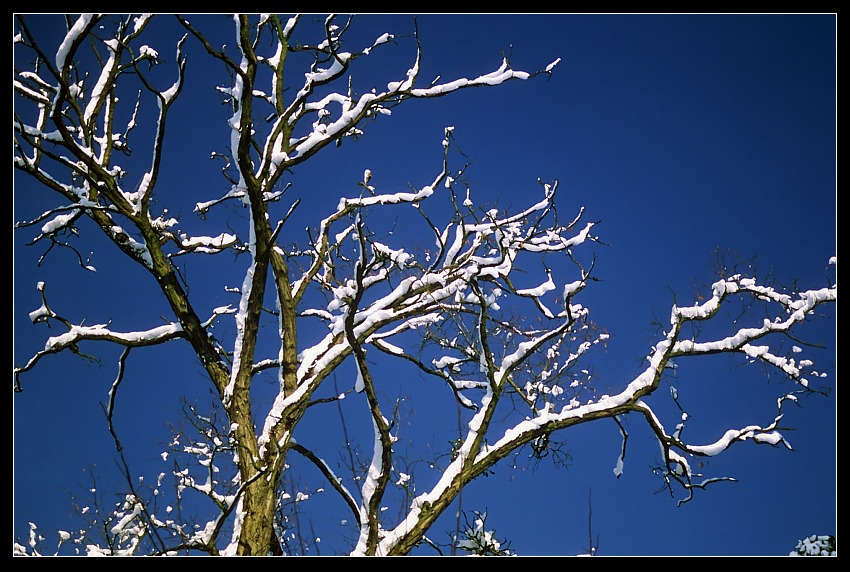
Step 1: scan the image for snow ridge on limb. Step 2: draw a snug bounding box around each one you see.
[13,279,186,393]
[485,262,837,505]
[260,129,598,454]
[376,259,835,553]
[343,173,599,554]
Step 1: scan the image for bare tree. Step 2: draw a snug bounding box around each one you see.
[13,14,836,556]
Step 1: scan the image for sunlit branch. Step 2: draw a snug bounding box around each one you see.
[345,213,395,554]
[15,313,185,391]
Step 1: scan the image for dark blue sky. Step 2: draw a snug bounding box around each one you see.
[14,13,836,556]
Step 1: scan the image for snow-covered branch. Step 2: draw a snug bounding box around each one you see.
[14,291,185,391]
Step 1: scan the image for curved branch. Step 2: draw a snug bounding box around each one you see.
[14,321,185,389]
[290,442,360,525]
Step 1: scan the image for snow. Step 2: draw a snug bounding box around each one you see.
[337,184,434,211]
[109,499,142,535]
[515,271,555,297]
[409,58,529,96]
[55,14,94,71]
[44,322,182,351]
[131,14,152,35]
[27,302,50,324]
[791,535,836,556]
[306,51,351,83]
[13,13,837,558]
[84,39,119,127]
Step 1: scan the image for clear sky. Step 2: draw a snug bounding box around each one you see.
[13,13,836,556]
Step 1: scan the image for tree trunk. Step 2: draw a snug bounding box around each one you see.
[237,477,279,555]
